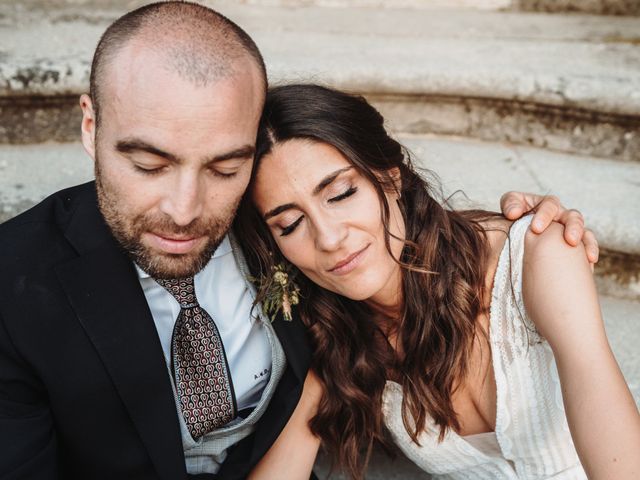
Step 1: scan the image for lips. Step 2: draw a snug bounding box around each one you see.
[144,232,205,255]
[328,244,370,276]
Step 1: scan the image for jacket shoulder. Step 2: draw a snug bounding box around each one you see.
[0,182,95,270]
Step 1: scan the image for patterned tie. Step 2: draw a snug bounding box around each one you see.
[155,276,236,438]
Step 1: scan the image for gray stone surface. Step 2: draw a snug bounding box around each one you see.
[2,2,639,159]
[372,95,640,163]
[0,142,93,222]
[1,2,639,112]
[515,0,640,16]
[238,0,640,15]
[601,295,640,406]
[0,95,81,144]
[237,0,509,9]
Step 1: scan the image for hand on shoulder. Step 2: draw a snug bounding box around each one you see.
[522,221,598,351]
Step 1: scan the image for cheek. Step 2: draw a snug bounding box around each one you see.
[98,166,162,217]
[275,237,309,270]
[207,179,246,208]
[274,237,327,284]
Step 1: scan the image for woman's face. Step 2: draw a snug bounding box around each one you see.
[252,139,406,308]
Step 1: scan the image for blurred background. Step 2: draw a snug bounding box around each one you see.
[0,1,638,477]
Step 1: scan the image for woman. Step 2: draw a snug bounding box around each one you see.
[239,84,640,479]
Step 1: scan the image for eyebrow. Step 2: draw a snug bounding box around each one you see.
[312,166,352,195]
[263,166,353,221]
[115,138,256,164]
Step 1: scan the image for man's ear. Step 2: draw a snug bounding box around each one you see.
[79,94,97,161]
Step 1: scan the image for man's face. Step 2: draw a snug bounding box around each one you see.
[81,47,264,279]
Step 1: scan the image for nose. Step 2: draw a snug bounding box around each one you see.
[160,170,204,226]
[313,215,348,252]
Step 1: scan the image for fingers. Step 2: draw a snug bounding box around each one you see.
[507,193,596,259]
[582,228,600,264]
[500,191,527,220]
[530,195,561,233]
[555,208,585,246]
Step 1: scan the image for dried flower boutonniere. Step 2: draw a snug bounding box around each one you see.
[256,263,301,322]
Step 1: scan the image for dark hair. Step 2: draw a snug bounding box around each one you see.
[89,1,267,125]
[234,84,500,479]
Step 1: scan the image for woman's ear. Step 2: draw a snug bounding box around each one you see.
[373,167,403,201]
[389,167,402,198]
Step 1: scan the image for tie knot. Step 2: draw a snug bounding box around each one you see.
[155,277,199,309]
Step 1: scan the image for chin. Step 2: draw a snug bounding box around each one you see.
[334,282,382,302]
[135,245,214,279]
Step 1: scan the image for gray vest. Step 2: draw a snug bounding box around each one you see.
[171,233,286,474]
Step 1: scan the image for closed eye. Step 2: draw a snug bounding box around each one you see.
[328,186,358,203]
[212,170,238,179]
[280,216,304,237]
[133,164,165,175]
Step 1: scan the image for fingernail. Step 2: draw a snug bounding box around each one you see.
[533,219,544,230]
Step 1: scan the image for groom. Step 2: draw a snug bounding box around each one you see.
[0,2,595,479]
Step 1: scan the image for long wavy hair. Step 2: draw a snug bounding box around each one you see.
[233,84,500,479]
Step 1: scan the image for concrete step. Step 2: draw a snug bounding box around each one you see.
[1,2,639,160]
[312,293,640,478]
[237,0,640,16]
[1,136,639,299]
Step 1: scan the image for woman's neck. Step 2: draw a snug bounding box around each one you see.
[365,284,403,321]
[365,264,404,319]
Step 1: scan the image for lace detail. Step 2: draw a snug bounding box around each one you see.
[382,216,587,479]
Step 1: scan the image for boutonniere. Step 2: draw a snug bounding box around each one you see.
[255,263,301,322]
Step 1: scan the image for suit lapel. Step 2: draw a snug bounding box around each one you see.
[55,183,185,480]
[271,311,312,385]
[247,310,312,468]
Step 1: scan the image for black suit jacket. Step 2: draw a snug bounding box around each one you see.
[0,182,312,480]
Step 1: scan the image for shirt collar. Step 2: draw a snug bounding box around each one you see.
[134,234,232,280]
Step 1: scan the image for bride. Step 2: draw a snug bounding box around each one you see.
[239,84,640,479]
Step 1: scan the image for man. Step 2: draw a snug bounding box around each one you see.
[0,2,596,479]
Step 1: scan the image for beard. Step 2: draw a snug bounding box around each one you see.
[95,159,239,280]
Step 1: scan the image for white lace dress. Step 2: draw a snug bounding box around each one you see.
[382,217,587,479]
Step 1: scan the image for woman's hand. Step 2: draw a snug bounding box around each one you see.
[247,370,322,480]
[499,192,598,265]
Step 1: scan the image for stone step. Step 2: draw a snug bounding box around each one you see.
[1,2,639,160]
[1,136,639,299]
[237,0,640,16]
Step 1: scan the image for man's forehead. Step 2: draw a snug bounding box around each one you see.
[103,45,262,111]
[105,34,259,91]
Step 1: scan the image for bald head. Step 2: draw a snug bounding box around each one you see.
[89,1,267,125]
